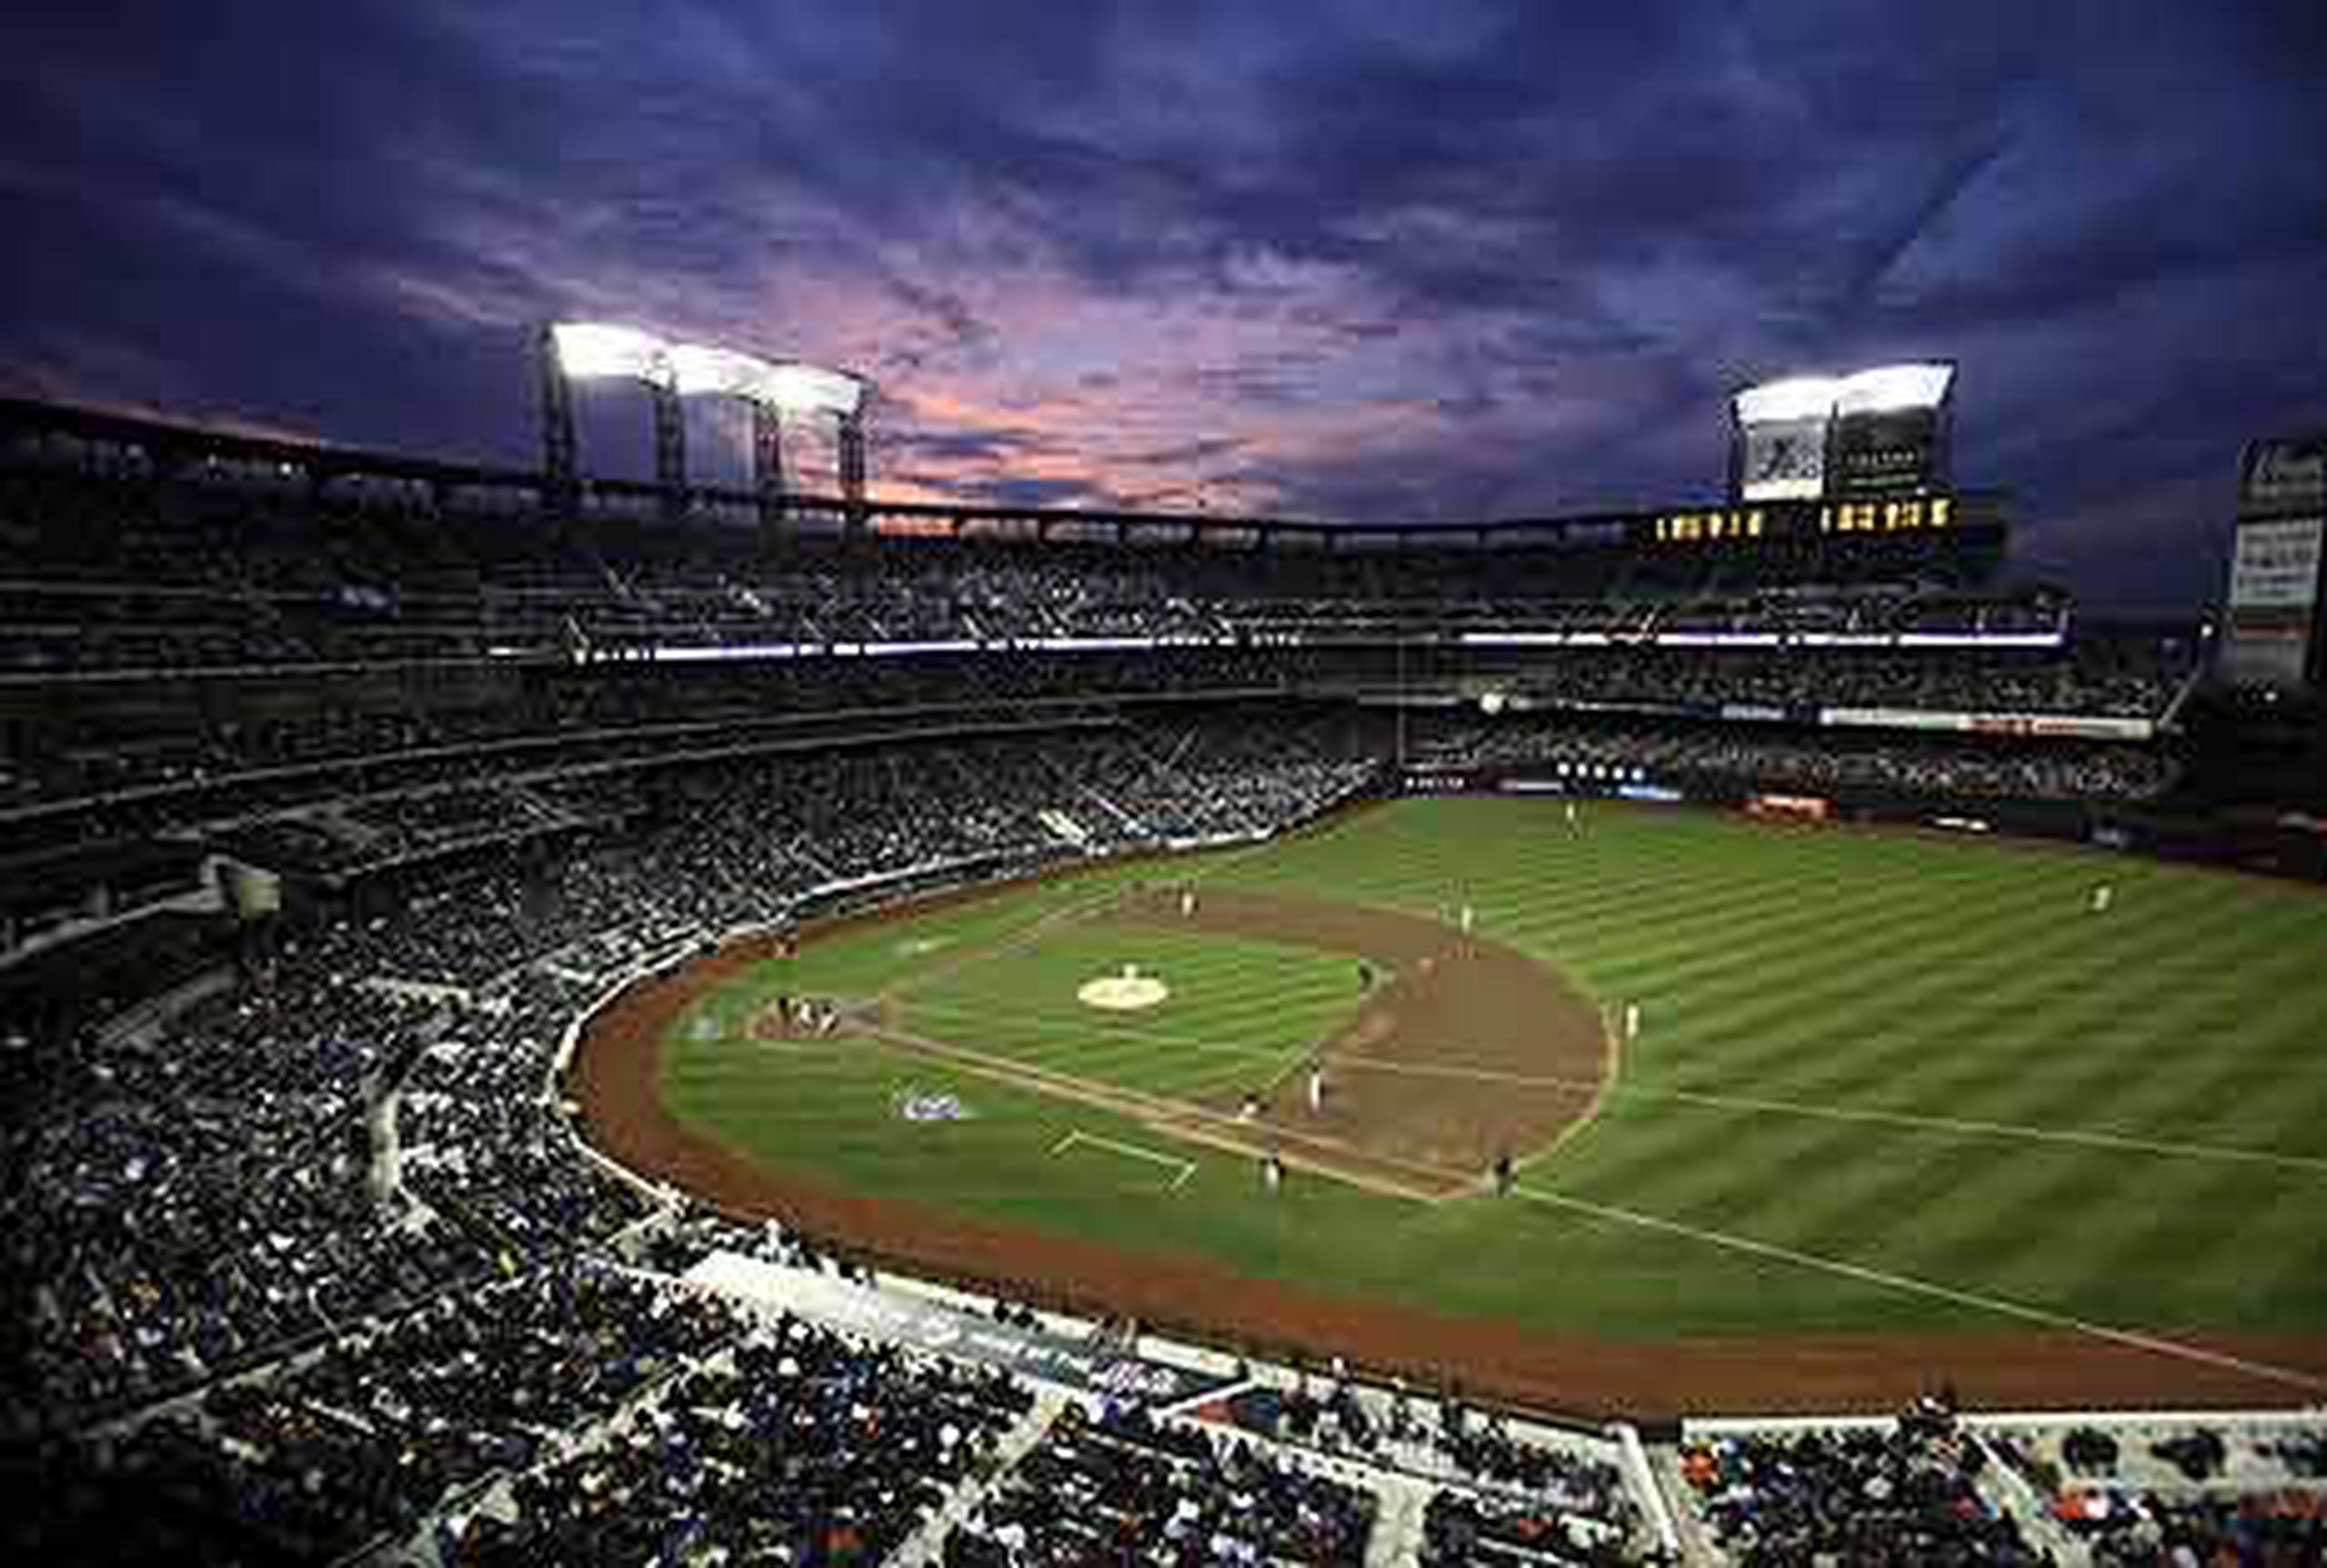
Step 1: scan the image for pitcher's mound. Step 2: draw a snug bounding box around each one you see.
[1079,964,1169,1012]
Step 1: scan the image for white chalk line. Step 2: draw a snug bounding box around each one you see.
[1475,1065,2327,1180]
[1609,1081,2327,1178]
[1508,1178,2327,1396]
[1052,1129,1196,1190]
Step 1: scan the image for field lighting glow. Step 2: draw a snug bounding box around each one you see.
[553,323,864,415]
[757,361,864,418]
[1733,376,1840,424]
[667,344,777,399]
[551,322,673,384]
[1832,363,1953,414]
[1736,363,1954,424]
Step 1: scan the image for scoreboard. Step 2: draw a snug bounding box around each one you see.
[1733,364,1954,504]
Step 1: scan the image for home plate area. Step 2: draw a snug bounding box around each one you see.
[1077,963,1170,1012]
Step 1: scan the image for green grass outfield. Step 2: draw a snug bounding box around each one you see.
[659,796,2327,1344]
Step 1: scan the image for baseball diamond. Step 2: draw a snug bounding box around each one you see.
[574,795,2327,1418]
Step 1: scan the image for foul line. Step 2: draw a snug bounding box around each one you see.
[1612,1082,2327,1179]
[1052,1129,1196,1190]
[1509,1178,2327,1397]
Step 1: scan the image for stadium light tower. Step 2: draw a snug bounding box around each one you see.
[666,344,872,525]
[542,323,687,519]
[753,359,874,524]
[541,324,874,524]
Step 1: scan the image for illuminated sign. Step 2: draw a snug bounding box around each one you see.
[1653,507,1766,544]
[1820,494,1952,534]
[1646,494,1958,545]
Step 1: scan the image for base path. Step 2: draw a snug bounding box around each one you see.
[569,884,2327,1419]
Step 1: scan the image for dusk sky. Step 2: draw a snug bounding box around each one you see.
[4,2,2322,609]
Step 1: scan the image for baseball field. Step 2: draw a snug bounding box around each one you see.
[574,795,2327,1414]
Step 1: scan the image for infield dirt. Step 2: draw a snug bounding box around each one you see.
[1093,885,1609,1190]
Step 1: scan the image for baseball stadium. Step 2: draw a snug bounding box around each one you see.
[8,342,2327,1565]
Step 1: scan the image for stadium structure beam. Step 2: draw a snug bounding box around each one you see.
[838,409,868,532]
[537,325,578,519]
[652,383,687,520]
[752,403,787,525]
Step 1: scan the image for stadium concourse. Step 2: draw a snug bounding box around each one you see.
[5,398,2322,1565]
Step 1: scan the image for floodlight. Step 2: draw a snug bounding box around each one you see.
[1733,376,1840,425]
[1833,363,1953,414]
[669,344,779,400]
[760,362,864,417]
[551,323,673,384]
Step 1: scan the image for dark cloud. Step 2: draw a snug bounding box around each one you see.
[2,0,2322,609]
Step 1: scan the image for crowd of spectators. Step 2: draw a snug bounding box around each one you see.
[1453,638,2187,722]
[7,970,474,1422]
[3,444,2035,677]
[4,713,1372,1444]
[444,1310,1033,1567]
[1422,1486,1643,1566]
[1209,1368,1659,1562]
[288,721,1374,985]
[2063,1489,2327,1565]
[1679,1413,2052,1564]
[1423,714,2177,802]
[395,971,648,1254]
[22,1263,743,1564]
[1984,1422,2327,1568]
[948,1396,1378,1566]
[0,653,1328,848]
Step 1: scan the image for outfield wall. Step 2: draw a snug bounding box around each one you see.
[1404,763,2327,884]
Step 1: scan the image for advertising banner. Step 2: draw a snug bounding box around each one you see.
[1823,707,2156,741]
[687,1253,1243,1407]
[2226,517,2325,609]
[2222,515,2323,688]
[2240,437,2327,515]
[1747,794,1831,821]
